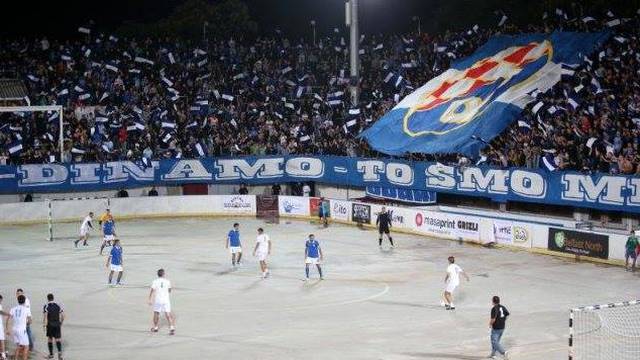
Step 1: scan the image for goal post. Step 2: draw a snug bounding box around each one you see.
[569,299,640,360]
[0,105,64,160]
[45,196,111,242]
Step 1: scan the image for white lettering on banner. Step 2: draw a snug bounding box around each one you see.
[510,170,546,198]
[356,160,385,181]
[162,160,212,180]
[70,163,101,184]
[425,164,456,189]
[18,164,69,186]
[285,157,324,178]
[458,168,509,194]
[628,178,640,207]
[215,158,283,180]
[386,163,413,186]
[562,174,626,205]
[105,161,156,183]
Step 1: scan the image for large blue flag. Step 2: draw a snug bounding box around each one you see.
[361,31,610,156]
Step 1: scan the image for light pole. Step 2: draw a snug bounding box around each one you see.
[412,16,421,35]
[346,0,359,106]
[310,20,316,46]
[203,21,209,44]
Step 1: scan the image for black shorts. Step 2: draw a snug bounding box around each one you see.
[46,325,61,339]
[378,227,390,235]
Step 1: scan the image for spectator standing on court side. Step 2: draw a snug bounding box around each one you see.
[489,295,510,359]
[625,230,639,272]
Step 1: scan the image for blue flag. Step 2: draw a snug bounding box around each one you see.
[360,31,610,156]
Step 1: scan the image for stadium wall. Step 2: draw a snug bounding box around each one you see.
[0,195,629,265]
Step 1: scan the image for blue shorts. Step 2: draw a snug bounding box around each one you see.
[626,249,637,259]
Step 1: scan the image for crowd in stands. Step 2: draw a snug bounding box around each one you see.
[1,8,639,175]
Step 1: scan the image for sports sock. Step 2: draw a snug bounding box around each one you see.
[56,341,62,352]
[48,342,53,355]
[305,266,309,278]
[378,237,382,246]
[317,265,323,278]
[389,237,394,246]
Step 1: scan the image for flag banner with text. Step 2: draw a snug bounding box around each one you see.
[0,156,638,213]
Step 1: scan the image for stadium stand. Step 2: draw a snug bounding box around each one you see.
[0,9,638,176]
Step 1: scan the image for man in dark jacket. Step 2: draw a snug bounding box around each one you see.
[375,206,394,248]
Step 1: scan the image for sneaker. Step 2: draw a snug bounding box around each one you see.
[320,276,324,280]
[58,355,64,360]
[151,327,159,332]
[486,356,497,359]
[303,277,309,282]
[450,306,456,310]
[440,301,447,307]
[445,305,451,310]
[503,351,509,359]
[169,329,175,335]
[47,355,54,359]
[74,240,79,248]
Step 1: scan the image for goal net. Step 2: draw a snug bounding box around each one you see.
[569,300,640,360]
[45,196,111,242]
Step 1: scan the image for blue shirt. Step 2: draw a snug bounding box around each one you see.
[319,201,329,215]
[110,246,123,265]
[103,220,115,235]
[306,239,321,258]
[228,229,240,247]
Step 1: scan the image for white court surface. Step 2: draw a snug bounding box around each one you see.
[0,217,638,360]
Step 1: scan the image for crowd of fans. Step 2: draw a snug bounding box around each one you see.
[1,9,639,175]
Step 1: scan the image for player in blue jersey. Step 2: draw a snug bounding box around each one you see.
[106,239,124,286]
[318,198,329,227]
[99,218,116,255]
[304,234,324,280]
[226,223,242,267]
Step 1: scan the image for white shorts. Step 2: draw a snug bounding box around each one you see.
[110,264,123,272]
[12,329,29,346]
[305,257,320,265]
[80,228,89,237]
[229,246,242,254]
[153,302,171,313]
[103,234,115,242]
[445,282,458,293]
[256,252,268,261]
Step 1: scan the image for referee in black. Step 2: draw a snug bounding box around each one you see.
[43,293,64,360]
[376,206,394,248]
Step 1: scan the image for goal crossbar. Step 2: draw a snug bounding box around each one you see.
[569,299,640,360]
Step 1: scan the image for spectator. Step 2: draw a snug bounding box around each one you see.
[23,194,33,202]
[148,187,159,196]
[238,184,248,195]
[117,188,129,198]
[271,183,281,196]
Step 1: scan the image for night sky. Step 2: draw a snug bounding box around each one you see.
[2,0,639,38]
[0,0,434,38]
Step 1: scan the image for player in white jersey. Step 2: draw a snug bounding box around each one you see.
[0,294,6,360]
[6,295,31,360]
[74,212,94,248]
[253,228,272,279]
[15,289,32,352]
[148,269,175,335]
[442,256,470,310]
